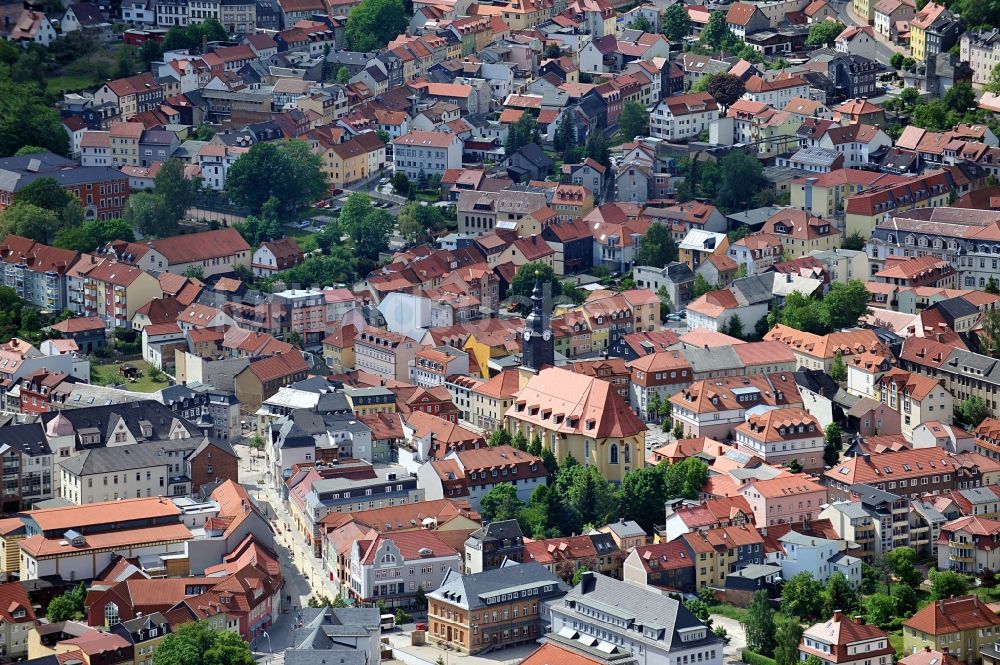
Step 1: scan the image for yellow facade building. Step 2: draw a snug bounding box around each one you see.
[504,366,646,483]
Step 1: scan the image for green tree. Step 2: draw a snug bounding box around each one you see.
[0,76,70,157]
[234,196,282,246]
[930,570,969,600]
[823,571,860,617]
[153,621,254,665]
[139,39,163,68]
[154,158,196,224]
[807,19,846,46]
[585,130,611,169]
[662,3,692,41]
[700,10,732,49]
[830,352,847,382]
[335,193,395,266]
[725,314,744,340]
[391,172,411,197]
[617,101,649,143]
[648,392,662,421]
[553,113,576,156]
[46,582,86,621]
[13,177,74,214]
[662,456,708,499]
[944,80,976,113]
[957,396,989,427]
[715,150,764,212]
[123,192,173,239]
[529,432,543,456]
[684,599,714,627]
[53,218,135,252]
[226,140,326,215]
[336,66,351,84]
[635,223,678,267]
[479,483,524,522]
[183,265,205,280]
[628,15,652,31]
[886,547,922,588]
[504,112,541,157]
[774,619,805,665]
[864,593,896,629]
[397,201,446,243]
[987,278,1000,295]
[1,202,61,243]
[900,86,920,109]
[541,448,558,476]
[509,261,560,303]
[982,309,1000,358]
[788,458,803,473]
[618,466,666,534]
[345,0,409,51]
[743,590,777,657]
[771,291,824,334]
[706,73,745,110]
[823,422,842,467]
[988,63,1000,95]
[891,583,918,616]
[488,430,512,447]
[821,280,871,331]
[568,465,617,527]
[842,231,866,250]
[781,572,824,621]
[512,430,528,451]
[890,52,905,69]
[692,274,714,299]
[14,145,48,156]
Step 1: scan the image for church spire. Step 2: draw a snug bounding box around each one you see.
[521,271,554,372]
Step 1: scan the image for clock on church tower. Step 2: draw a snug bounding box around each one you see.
[521,275,554,371]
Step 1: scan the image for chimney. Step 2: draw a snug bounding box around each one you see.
[579,570,597,593]
[833,610,843,622]
[924,647,931,653]
[942,648,950,656]
[853,615,864,625]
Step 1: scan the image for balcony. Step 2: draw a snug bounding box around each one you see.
[949,554,974,563]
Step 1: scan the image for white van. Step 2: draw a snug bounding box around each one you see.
[380,614,396,631]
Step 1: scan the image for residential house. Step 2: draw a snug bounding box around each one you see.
[426,563,568,654]
[650,93,719,141]
[903,596,1000,661]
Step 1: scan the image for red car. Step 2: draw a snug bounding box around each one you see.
[415,623,428,631]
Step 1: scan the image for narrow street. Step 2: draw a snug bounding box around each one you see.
[711,613,748,664]
[236,443,344,655]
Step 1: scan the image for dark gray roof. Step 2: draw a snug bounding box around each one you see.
[470,519,523,542]
[731,273,775,305]
[291,606,380,650]
[934,297,979,324]
[39,400,200,443]
[57,437,212,476]
[793,369,839,398]
[0,153,126,192]
[683,345,743,374]
[552,572,721,650]
[850,483,902,507]
[428,562,566,610]
[0,423,51,458]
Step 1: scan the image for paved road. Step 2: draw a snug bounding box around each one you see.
[237,444,343,656]
[711,613,748,663]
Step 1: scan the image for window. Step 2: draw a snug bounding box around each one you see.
[104,602,120,626]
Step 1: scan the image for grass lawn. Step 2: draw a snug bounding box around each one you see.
[92,360,169,393]
[889,631,905,657]
[49,50,119,94]
[970,585,1000,603]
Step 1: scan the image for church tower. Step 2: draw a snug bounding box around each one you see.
[521,275,554,372]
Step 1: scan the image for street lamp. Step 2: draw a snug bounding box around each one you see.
[262,631,272,654]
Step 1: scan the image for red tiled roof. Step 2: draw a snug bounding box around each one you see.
[904,595,1000,635]
[148,228,250,264]
[244,351,308,382]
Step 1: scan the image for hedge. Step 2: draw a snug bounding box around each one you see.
[742,649,777,665]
